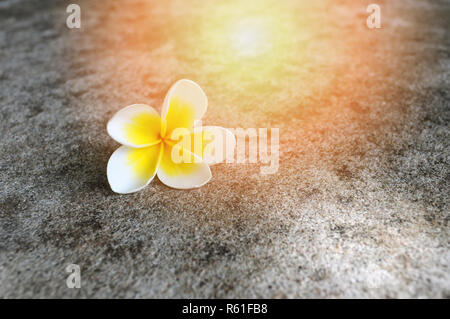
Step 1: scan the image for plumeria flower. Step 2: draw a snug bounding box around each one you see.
[106,79,235,193]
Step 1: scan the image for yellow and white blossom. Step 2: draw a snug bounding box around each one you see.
[106,79,235,193]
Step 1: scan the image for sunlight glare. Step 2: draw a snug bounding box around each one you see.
[230,18,271,57]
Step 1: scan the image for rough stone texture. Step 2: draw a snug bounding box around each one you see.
[0,0,449,298]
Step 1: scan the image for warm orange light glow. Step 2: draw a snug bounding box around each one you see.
[176,1,302,87]
[101,0,378,119]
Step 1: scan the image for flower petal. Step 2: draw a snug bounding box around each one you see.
[190,126,236,165]
[161,79,207,137]
[107,143,162,194]
[107,104,161,148]
[157,143,211,189]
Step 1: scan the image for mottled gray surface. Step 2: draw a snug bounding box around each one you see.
[0,0,449,298]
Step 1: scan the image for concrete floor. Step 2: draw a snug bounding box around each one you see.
[0,0,448,298]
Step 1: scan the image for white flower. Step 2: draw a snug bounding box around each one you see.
[106,79,235,193]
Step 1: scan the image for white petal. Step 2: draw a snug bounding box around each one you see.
[107,104,161,148]
[157,143,212,189]
[193,126,236,165]
[161,79,208,136]
[107,144,162,194]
